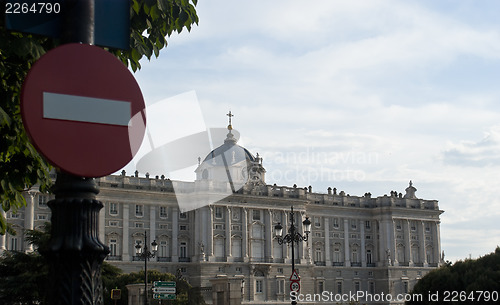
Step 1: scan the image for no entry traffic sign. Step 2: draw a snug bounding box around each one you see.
[21,43,146,177]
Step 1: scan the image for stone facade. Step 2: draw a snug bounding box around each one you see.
[2,128,443,305]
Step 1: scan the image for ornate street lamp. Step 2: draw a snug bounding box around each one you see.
[274,206,311,305]
[135,231,158,305]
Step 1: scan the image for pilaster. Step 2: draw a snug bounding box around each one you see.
[172,207,179,262]
[344,219,350,267]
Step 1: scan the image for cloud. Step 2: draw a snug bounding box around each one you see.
[442,126,500,167]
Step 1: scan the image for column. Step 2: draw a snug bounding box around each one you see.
[0,209,6,253]
[122,203,130,261]
[324,217,331,265]
[283,210,289,261]
[195,208,203,261]
[99,203,105,247]
[242,208,248,262]
[393,219,399,266]
[172,207,179,262]
[298,211,306,263]
[24,192,36,252]
[360,219,366,267]
[434,221,441,265]
[405,220,412,266]
[149,205,156,242]
[226,207,232,259]
[344,219,350,267]
[207,206,214,261]
[419,221,427,267]
[379,218,394,266]
[265,209,272,262]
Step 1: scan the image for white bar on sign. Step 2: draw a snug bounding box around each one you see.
[43,92,131,126]
[153,288,176,293]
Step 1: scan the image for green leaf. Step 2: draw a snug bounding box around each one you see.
[0,106,11,126]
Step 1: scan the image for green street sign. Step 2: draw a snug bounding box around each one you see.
[153,293,176,300]
[154,281,176,288]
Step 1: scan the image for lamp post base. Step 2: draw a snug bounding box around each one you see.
[46,172,109,305]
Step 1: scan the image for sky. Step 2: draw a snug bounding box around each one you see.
[124,0,500,263]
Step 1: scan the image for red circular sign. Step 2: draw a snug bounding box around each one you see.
[21,43,146,177]
[290,281,300,292]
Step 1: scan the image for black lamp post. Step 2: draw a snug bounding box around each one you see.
[135,231,158,305]
[274,206,311,305]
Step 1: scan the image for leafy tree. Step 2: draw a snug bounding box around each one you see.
[0,250,48,305]
[104,269,206,305]
[406,247,500,305]
[0,0,199,234]
[1,224,207,304]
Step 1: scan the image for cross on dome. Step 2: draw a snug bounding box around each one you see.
[227,110,234,130]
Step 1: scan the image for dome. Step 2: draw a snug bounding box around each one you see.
[203,130,256,165]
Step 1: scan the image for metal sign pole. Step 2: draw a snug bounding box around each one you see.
[45,1,109,304]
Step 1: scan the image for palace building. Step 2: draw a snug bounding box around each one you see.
[2,117,444,305]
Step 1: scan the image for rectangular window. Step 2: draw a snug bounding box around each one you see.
[252,210,260,221]
[159,241,168,257]
[333,248,341,262]
[37,214,47,220]
[318,281,324,293]
[232,208,241,221]
[333,218,339,228]
[215,207,223,219]
[314,217,321,227]
[180,225,188,231]
[10,237,18,251]
[109,203,118,215]
[180,242,187,258]
[403,282,409,293]
[214,224,224,230]
[38,195,48,207]
[350,219,357,230]
[109,239,117,256]
[109,221,118,227]
[369,282,375,294]
[179,212,187,219]
[315,248,323,262]
[336,281,342,294]
[277,279,285,294]
[135,222,144,228]
[366,250,373,264]
[255,280,263,293]
[365,221,371,229]
[135,204,143,217]
[354,281,360,292]
[159,206,167,218]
